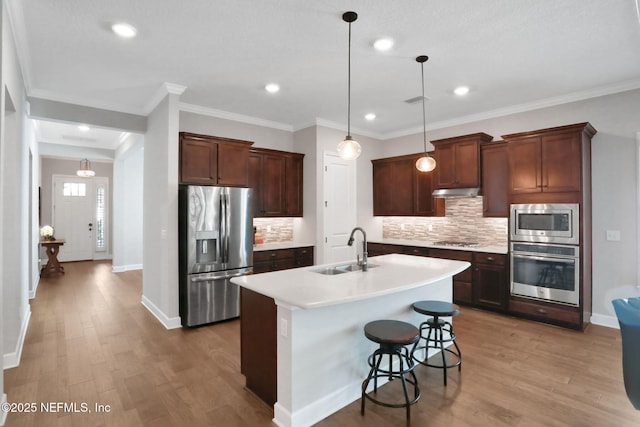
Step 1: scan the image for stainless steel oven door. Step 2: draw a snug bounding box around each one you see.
[511,252,580,306]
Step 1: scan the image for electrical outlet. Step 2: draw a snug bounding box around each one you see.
[606,230,621,241]
[280,318,288,337]
[428,224,433,231]
[267,225,272,232]
[400,223,406,230]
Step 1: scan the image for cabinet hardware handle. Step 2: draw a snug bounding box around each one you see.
[486,257,495,261]
[537,308,548,314]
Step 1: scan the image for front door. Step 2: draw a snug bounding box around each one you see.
[323,153,356,264]
[53,176,94,262]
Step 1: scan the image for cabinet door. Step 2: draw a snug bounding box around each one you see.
[473,263,507,309]
[285,154,304,216]
[262,154,287,216]
[481,143,509,217]
[508,138,541,194]
[454,140,480,187]
[248,152,263,217]
[373,162,394,216]
[541,133,581,192]
[217,143,249,186]
[180,138,217,184]
[414,160,441,216]
[392,159,415,215]
[435,143,457,188]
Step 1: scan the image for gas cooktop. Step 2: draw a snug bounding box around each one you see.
[433,240,480,248]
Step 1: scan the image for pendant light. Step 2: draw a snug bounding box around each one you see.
[337,11,362,160]
[415,55,437,172]
[76,158,95,177]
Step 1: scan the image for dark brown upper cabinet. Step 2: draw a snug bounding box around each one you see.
[432,133,493,189]
[481,141,509,217]
[504,123,596,195]
[179,132,252,186]
[249,148,304,218]
[372,152,444,216]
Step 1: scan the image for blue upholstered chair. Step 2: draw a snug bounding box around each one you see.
[612,296,640,410]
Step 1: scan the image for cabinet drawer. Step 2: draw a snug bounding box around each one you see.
[295,247,314,267]
[509,298,580,326]
[272,259,296,271]
[254,249,295,262]
[428,248,472,262]
[367,243,403,256]
[402,246,429,257]
[473,252,506,266]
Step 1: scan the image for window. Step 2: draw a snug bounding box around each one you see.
[95,184,106,251]
[63,182,86,197]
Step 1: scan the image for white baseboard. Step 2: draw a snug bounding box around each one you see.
[93,253,113,261]
[3,308,31,369]
[141,295,181,329]
[112,264,143,273]
[1,393,7,426]
[29,276,39,299]
[590,313,619,329]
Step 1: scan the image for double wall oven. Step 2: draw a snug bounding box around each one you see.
[510,204,580,306]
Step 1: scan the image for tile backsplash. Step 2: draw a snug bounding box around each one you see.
[383,197,508,246]
[254,218,294,243]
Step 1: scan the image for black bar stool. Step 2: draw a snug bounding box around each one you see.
[361,319,421,420]
[410,300,462,386]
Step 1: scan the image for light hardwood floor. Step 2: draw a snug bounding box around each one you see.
[4,261,639,426]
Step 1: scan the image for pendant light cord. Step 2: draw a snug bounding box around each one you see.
[421,62,427,154]
[347,20,352,138]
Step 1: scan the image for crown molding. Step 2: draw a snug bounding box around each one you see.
[309,118,382,140]
[143,82,187,114]
[179,102,294,132]
[381,78,640,140]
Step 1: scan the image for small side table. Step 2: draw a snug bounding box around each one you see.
[40,239,65,277]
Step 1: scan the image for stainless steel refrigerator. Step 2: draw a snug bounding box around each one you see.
[179,185,253,327]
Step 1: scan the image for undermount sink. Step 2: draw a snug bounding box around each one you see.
[312,262,379,275]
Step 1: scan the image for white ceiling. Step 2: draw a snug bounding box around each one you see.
[9,0,640,148]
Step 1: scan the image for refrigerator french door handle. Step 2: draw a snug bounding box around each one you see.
[221,193,230,263]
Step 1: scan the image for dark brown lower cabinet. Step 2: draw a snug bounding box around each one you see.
[508,297,581,329]
[240,288,277,405]
[253,246,314,273]
[472,252,508,310]
[368,243,508,310]
[428,248,474,305]
[241,246,314,405]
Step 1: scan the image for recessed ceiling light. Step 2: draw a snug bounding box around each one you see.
[265,83,280,93]
[373,38,394,51]
[78,125,90,132]
[454,86,470,96]
[111,22,137,38]
[365,113,376,121]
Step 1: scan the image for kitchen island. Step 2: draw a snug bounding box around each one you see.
[232,253,470,427]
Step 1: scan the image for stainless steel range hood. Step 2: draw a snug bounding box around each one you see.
[432,187,481,198]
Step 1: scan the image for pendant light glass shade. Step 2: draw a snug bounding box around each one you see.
[338,11,361,160]
[416,155,436,172]
[77,158,95,177]
[415,55,436,172]
[337,136,361,160]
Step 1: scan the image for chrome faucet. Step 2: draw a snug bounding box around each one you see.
[347,227,368,271]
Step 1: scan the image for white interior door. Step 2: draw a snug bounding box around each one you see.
[53,175,94,262]
[323,153,356,264]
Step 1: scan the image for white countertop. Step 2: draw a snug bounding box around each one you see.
[253,242,315,251]
[370,238,508,254]
[232,253,470,309]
